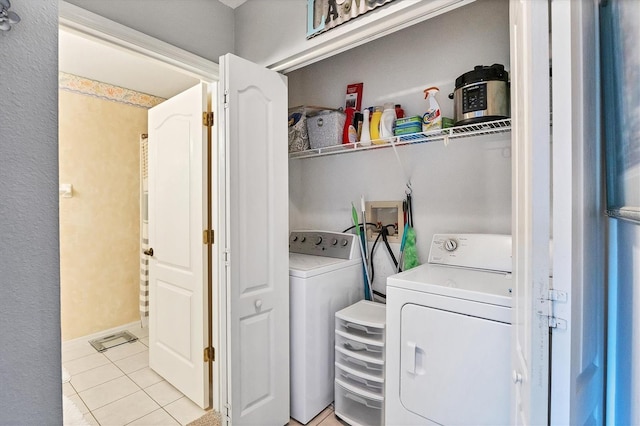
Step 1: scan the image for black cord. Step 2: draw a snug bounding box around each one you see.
[342,222,377,234]
[373,290,386,299]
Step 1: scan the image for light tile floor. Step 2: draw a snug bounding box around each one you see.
[63,326,345,426]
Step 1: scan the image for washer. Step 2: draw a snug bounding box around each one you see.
[289,230,364,424]
[385,233,513,426]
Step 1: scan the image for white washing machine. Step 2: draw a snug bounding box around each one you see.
[289,230,364,424]
[386,233,513,426]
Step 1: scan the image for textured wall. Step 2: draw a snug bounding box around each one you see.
[64,0,235,63]
[59,85,149,340]
[0,1,62,424]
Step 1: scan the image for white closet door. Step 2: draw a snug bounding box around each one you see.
[509,1,551,424]
[219,53,289,426]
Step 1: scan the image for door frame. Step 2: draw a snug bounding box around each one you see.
[58,0,222,410]
[59,1,219,82]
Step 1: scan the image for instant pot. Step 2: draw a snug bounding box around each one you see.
[449,64,510,126]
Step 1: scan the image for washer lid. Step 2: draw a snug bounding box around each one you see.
[289,253,360,278]
[387,263,512,307]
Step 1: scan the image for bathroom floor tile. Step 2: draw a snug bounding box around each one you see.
[64,352,110,376]
[139,336,150,347]
[144,380,183,407]
[128,366,164,389]
[83,412,99,426]
[164,396,207,425]
[67,393,89,415]
[128,408,180,426]
[62,342,98,363]
[104,341,148,362]
[63,382,76,397]
[79,375,140,411]
[91,390,160,426]
[318,413,348,426]
[114,351,149,374]
[71,362,124,393]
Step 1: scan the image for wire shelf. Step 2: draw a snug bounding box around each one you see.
[289,118,511,159]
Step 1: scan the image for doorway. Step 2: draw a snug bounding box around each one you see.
[58,11,214,424]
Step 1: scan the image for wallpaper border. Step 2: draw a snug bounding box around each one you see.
[59,72,166,108]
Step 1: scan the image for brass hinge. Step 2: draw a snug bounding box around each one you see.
[203,229,215,245]
[202,111,214,127]
[204,346,215,362]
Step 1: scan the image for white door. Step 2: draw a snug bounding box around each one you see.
[218,54,289,425]
[549,0,605,423]
[509,0,551,424]
[148,83,210,409]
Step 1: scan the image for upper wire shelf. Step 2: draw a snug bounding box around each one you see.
[288,118,512,159]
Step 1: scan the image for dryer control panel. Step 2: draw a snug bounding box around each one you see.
[289,230,360,260]
[428,233,512,273]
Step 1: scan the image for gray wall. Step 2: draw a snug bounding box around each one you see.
[0,1,62,424]
[64,0,235,63]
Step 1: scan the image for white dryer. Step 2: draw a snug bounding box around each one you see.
[385,233,513,426]
[289,230,364,424]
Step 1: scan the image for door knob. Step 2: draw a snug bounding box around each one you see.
[512,370,523,384]
[143,248,154,256]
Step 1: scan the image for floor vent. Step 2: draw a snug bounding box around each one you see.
[89,331,138,352]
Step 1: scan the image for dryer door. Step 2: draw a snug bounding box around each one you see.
[400,303,510,425]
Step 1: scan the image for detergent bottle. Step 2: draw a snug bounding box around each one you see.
[380,102,396,138]
[360,108,372,146]
[422,87,442,132]
[370,106,383,144]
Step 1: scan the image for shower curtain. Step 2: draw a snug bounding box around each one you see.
[140,134,149,321]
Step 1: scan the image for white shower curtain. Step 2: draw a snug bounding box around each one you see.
[139,134,149,320]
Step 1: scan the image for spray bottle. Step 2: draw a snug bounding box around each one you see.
[422,87,442,132]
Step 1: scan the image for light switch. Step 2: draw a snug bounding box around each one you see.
[59,183,73,198]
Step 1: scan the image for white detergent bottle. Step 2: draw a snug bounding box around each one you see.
[380,102,396,139]
[360,108,372,146]
[422,87,442,132]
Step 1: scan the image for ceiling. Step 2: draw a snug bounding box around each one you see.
[59,0,248,99]
[58,29,201,99]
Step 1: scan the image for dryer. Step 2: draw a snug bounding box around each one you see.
[385,233,513,426]
[289,230,364,424]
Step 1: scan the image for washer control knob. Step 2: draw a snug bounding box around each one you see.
[331,238,338,246]
[341,239,349,247]
[315,236,323,245]
[444,239,458,252]
[300,236,306,243]
[291,235,298,242]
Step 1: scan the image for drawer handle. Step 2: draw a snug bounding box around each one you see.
[341,372,382,389]
[344,322,381,334]
[345,357,382,371]
[344,341,366,351]
[344,392,380,409]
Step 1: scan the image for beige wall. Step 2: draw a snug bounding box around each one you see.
[59,84,151,340]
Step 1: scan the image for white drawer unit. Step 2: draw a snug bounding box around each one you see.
[335,300,386,426]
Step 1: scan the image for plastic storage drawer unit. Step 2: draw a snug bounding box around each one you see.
[334,300,386,426]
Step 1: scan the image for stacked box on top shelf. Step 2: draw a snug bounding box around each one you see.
[334,300,386,426]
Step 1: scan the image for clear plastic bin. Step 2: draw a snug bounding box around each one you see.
[335,363,384,396]
[335,346,384,380]
[335,379,383,426]
[335,330,384,362]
